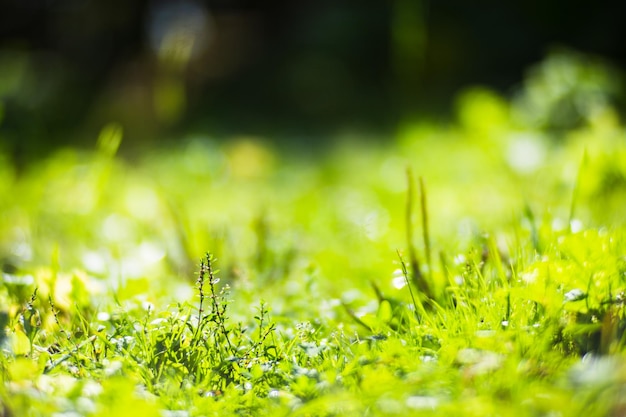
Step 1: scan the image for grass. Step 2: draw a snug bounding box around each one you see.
[2,51,626,416]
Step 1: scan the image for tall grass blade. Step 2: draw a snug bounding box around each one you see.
[405,168,435,301]
[419,176,432,277]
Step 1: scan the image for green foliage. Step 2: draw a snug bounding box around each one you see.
[1,51,626,416]
[105,253,281,396]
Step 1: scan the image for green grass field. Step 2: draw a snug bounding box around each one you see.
[2,52,626,416]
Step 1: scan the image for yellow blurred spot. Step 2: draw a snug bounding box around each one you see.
[154,76,186,124]
[589,106,620,131]
[225,139,275,179]
[10,333,32,356]
[96,123,123,157]
[456,87,509,136]
[32,268,99,312]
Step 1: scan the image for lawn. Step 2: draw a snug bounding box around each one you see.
[1,51,626,416]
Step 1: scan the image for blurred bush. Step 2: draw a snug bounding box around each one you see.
[0,1,625,158]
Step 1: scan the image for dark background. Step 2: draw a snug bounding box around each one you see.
[1,0,625,158]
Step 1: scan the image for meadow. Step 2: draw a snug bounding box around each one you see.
[1,51,626,416]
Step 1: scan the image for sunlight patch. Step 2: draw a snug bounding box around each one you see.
[138,241,166,264]
[506,133,547,174]
[82,251,108,275]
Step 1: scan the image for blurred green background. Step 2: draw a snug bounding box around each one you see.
[1,0,625,161]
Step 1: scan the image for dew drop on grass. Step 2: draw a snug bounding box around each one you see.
[420,355,437,363]
[392,272,407,289]
[268,389,280,398]
[570,219,584,233]
[141,301,154,312]
[96,312,110,321]
[564,288,586,302]
[453,254,466,265]
[521,269,538,284]
[552,218,567,231]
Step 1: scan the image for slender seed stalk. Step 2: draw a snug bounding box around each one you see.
[406,168,434,301]
[405,168,423,286]
[205,253,233,351]
[397,250,422,321]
